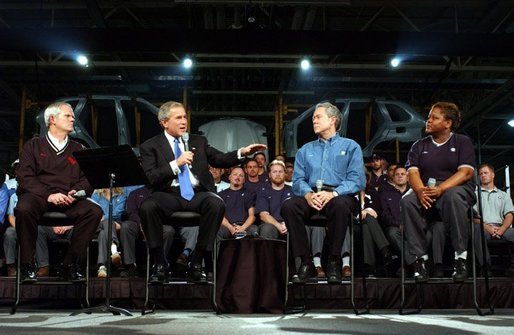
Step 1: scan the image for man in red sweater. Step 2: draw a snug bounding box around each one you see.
[15,102,102,282]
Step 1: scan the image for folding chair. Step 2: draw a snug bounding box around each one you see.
[141,211,205,315]
[11,211,90,314]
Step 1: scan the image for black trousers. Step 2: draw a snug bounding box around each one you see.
[401,183,475,263]
[140,190,224,252]
[281,195,357,258]
[15,193,102,265]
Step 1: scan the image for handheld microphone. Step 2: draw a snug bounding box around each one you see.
[72,190,87,199]
[427,178,436,187]
[315,179,323,193]
[181,132,192,169]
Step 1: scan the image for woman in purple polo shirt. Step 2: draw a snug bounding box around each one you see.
[401,102,476,283]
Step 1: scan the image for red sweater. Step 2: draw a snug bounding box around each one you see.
[17,135,93,200]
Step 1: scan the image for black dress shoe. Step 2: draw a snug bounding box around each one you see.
[413,258,429,283]
[20,263,38,283]
[326,256,342,283]
[63,263,86,282]
[452,258,468,283]
[296,262,316,283]
[150,264,169,284]
[187,263,207,283]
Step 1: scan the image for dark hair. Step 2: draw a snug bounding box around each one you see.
[478,163,494,173]
[431,102,461,131]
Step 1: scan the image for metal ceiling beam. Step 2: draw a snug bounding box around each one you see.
[2,29,514,56]
[2,60,514,73]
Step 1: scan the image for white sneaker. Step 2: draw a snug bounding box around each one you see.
[97,265,107,278]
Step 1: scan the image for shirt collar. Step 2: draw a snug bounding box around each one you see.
[163,130,181,143]
[317,132,340,144]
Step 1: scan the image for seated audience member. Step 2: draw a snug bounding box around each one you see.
[5,159,19,196]
[366,153,386,194]
[401,102,476,283]
[285,161,294,186]
[256,160,326,278]
[274,154,285,162]
[209,165,230,193]
[253,152,268,182]
[92,187,126,278]
[473,163,514,276]
[281,102,365,283]
[356,191,395,276]
[218,167,257,238]
[244,159,267,196]
[35,224,73,277]
[379,162,399,192]
[379,166,409,255]
[15,102,102,282]
[2,193,17,276]
[256,160,293,239]
[121,186,198,277]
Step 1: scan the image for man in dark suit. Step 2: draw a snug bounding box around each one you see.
[140,101,266,282]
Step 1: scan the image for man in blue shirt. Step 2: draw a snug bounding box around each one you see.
[281,102,366,283]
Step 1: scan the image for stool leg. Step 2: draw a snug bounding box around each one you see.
[10,245,21,314]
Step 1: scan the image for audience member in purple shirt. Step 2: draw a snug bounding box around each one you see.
[217,167,257,239]
[401,102,476,283]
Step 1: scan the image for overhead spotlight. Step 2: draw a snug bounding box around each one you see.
[76,54,89,67]
[182,57,193,69]
[508,119,514,127]
[390,57,401,68]
[300,59,311,71]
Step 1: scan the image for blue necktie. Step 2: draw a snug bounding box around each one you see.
[174,138,195,201]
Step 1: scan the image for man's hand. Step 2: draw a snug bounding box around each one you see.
[415,187,435,209]
[275,222,288,235]
[306,191,335,210]
[485,224,500,239]
[228,224,240,236]
[362,208,378,219]
[240,144,268,157]
[176,151,194,168]
[48,192,75,207]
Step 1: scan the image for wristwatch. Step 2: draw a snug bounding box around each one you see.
[332,190,338,197]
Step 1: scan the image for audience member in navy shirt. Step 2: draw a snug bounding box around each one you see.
[401,102,476,283]
[255,160,293,239]
[244,159,267,196]
[218,167,257,238]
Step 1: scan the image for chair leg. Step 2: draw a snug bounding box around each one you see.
[350,215,369,315]
[212,239,220,314]
[471,207,494,316]
[283,233,290,313]
[141,247,155,315]
[10,245,21,315]
[399,224,423,315]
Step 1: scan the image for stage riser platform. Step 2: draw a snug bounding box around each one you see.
[1,278,513,311]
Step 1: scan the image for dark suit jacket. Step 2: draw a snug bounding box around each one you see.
[140,133,242,193]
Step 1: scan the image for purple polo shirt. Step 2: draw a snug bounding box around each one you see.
[405,133,475,184]
[218,187,256,224]
[255,184,293,222]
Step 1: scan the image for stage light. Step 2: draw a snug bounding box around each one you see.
[390,57,401,68]
[508,119,514,127]
[182,57,193,69]
[300,59,311,71]
[76,54,89,67]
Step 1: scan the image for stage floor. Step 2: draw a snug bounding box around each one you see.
[1,309,514,335]
[1,276,513,312]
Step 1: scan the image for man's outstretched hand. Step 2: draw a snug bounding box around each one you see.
[240,144,268,156]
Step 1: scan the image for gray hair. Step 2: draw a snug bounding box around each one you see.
[44,102,73,128]
[315,102,342,131]
[158,101,185,122]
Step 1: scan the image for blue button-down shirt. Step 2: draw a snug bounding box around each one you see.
[292,133,366,197]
